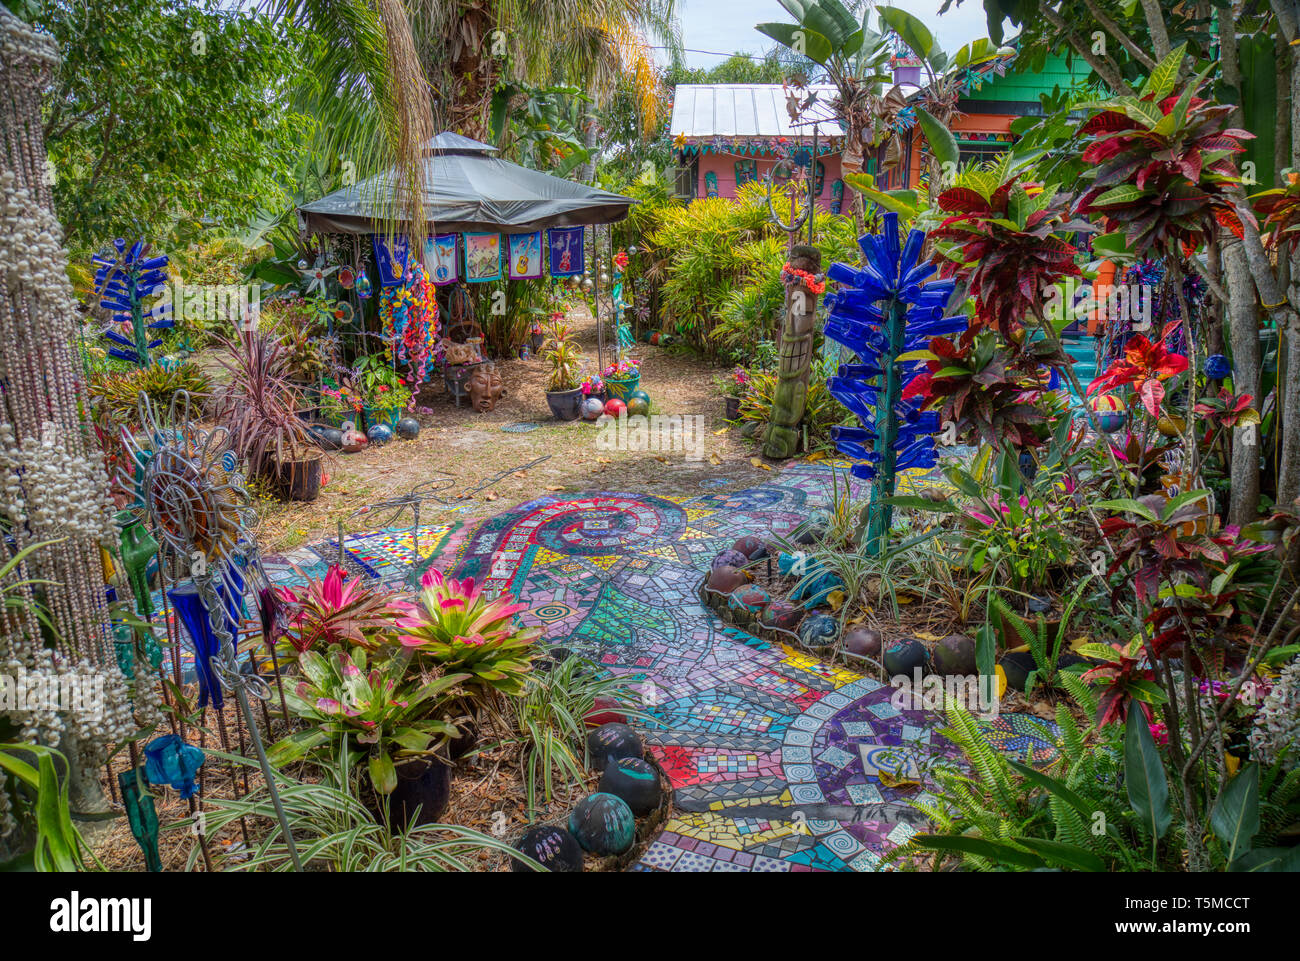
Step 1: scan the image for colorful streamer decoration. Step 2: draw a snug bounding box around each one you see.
[379,262,441,384]
[92,238,172,367]
[823,212,966,554]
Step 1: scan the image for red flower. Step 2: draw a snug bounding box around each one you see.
[1087,326,1188,416]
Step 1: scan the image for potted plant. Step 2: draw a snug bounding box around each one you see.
[580,374,605,402]
[356,354,414,429]
[320,382,365,427]
[270,564,416,659]
[397,567,541,699]
[715,366,750,421]
[542,321,584,420]
[603,356,641,400]
[269,645,469,829]
[214,331,324,501]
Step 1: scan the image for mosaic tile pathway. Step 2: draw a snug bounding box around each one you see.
[263,461,1057,872]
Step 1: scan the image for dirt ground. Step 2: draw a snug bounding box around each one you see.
[253,305,767,554]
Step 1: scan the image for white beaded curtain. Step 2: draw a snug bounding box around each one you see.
[0,9,117,674]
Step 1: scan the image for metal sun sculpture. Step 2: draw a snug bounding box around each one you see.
[118,389,302,868]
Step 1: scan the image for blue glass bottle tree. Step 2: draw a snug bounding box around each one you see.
[92,238,172,366]
[824,212,967,555]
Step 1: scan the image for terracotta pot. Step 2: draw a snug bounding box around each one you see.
[546,387,584,421]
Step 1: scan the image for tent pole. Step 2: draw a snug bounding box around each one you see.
[593,226,603,375]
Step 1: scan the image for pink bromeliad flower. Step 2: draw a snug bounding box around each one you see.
[399,568,535,649]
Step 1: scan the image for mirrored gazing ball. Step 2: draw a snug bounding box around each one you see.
[512,824,584,872]
[587,722,643,769]
[568,792,635,856]
[1204,353,1231,380]
[366,423,394,446]
[582,396,606,420]
[598,757,662,817]
[395,417,420,440]
[798,611,838,649]
[712,549,748,571]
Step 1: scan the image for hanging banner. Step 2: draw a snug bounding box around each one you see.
[463,232,502,283]
[373,234,409,287]
[547,226,584,277]
[425,233,459,285]
[507,231,543,280]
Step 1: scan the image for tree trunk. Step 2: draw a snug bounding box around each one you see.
[764,245,822,459]
[1225,240,1262,525]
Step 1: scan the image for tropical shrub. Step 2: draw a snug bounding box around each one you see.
[88,361,210,427]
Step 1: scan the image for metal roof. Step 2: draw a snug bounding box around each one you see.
[668,84,844,140]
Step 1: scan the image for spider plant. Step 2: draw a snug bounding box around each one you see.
[180,748,531,872]
[213,329,315,482]
[508,655,650,818]
[0,743,98,872]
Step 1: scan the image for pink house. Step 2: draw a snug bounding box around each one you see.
[666,84,849,212]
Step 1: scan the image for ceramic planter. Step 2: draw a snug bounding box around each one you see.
[364,406,401,430]
[605,373,640,401]
[276,454,323,502]
[364,756,453,831]
[546,387,584,421]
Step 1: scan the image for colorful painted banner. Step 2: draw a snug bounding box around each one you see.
[463,232,502,283]
[507,231,543,280]
[425,233,459,285]
[373,234,409,287]
[547,226,584,277]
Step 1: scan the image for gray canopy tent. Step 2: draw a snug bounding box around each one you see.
[296,132,635,235]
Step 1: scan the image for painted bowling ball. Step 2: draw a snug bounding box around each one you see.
[340,423,368,453]
[842,627,882,661]
[733,535,765,559]
[581,396,606,420]
[728,584,771,621]
[1089,393,1125,433]
[932,634,977,676]
[569,793,635,856]
[759,598,803,632]
[1157,414,1186,438]
[308,424,344,451]
[512,824,584,873]
[366,423,394,446]
[587,722,643,769]
[795,509,831,545]
[628,389,651,406]
[626,395,651,417]
[395,417,420,440]
[584,694,628,728]
[798,611,838,650]
[712,549,748,571]
[598,757,662,817]
[604,398,627,418]
[999,650,1037,694]
[884,638,930,678]
[706,565,749,594]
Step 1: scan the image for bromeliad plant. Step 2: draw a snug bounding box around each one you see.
[272,564,415,656]
[399,568,540,696]
[269,645,468,796]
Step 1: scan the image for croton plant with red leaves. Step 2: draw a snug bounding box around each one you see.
[1086,322,1189,417]
[929,173,1090,340]
[1252,170,1300,251]
[1074,67,1256,258]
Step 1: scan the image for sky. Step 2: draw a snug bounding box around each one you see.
[665,0,1002,68]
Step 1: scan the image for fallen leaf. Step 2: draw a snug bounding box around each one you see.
[750,457,772,471]
[709,453,722,465]
[545,485,565,492]
[713,427,730,435]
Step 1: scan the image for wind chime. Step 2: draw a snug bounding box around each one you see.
[0,8,137,822]
[119,391,302,869]
[824,213,966,554]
